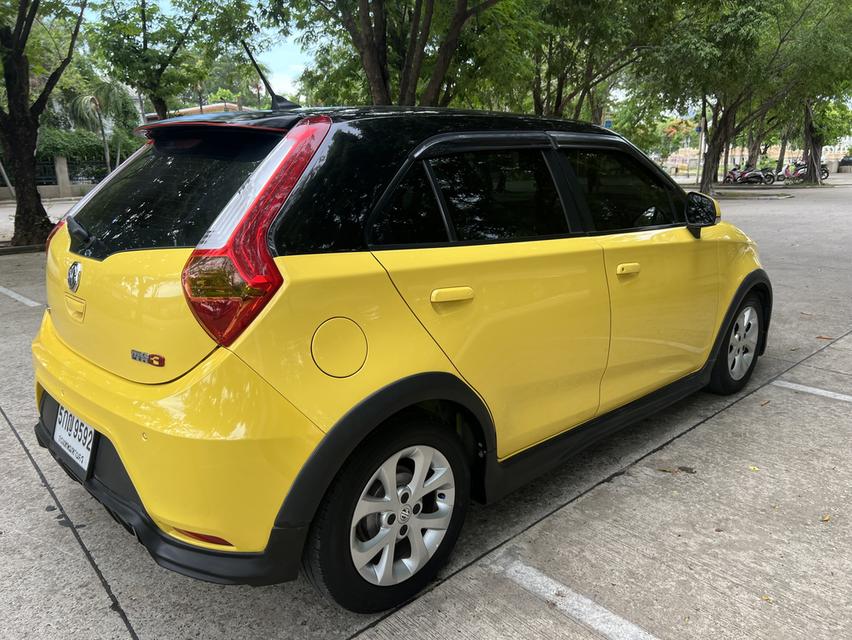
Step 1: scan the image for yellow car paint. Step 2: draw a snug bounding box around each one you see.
[45,225,216,384]
[33,188,764,559]
[372,237,611,458]
[230,252,463,432]
[595,225,719,413]
[32,310,324,552]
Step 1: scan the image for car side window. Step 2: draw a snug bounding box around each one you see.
[428,149,568,241]
[369,162,449,246]
[561,148,683,232]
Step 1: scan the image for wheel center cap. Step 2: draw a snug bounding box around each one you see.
[398,505,411,524]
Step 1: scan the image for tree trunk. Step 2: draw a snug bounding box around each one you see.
[96,108,112,173]
[802,101,822,185]
[0,124,52,245]
[746,127,761,168]
[420,0,472,106]
[700,107,735,193]
[775,134,787,173]
[0,39,53,245]
[150,95,168,120]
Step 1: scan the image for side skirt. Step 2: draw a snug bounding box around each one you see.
[482,367,710,503]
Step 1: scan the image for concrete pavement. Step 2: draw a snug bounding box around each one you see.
[1,183,850,638]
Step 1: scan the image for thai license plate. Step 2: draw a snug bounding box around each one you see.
[53,404,95,475]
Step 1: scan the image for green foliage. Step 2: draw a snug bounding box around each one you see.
[36,127,103,160]
[90,0,256,116]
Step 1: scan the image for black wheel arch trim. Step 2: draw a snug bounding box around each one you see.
[273,371,496,530]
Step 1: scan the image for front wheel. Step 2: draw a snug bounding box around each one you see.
[763,172,775,185]
[303,418,470,612]
[820,168,830,180]
[708,294,763,395]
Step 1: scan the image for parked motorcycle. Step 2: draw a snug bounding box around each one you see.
[781,160,830,183]
[723,165,770,185]
[760,168,776,185]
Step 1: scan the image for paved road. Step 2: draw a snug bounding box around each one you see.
[1,184,850,639]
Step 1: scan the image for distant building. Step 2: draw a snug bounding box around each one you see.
[143,102,253,123]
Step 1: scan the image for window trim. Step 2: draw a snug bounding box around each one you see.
[366,132,584,251]
[548,132,690,235]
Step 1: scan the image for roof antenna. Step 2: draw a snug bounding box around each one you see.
[241,40,300,110]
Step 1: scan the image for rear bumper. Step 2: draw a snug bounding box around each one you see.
[34,410,306,585]
[32,311,325,584]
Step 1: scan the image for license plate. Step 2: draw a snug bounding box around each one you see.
[53,405,95,474]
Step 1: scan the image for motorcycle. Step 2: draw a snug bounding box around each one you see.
[723,165,770,185]
[760,168,776,185]
[781,160,830,183]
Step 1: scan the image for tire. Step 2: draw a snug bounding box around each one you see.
[763,173,775,185]
[303,416,470,612]
[820,168,829,180]
[708,294,763,395]
[723,176,733,184]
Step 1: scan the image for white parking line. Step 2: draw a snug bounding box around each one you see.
[0,285,41,308]
[772,380,852,404]
[502,560,660,640]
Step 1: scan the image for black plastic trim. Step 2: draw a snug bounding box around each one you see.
[274,372,495,529]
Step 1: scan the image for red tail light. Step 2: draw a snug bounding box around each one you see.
[182,116,331,346]
[45,219,66,251]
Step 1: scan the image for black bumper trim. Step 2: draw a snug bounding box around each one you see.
[34,416,305,586]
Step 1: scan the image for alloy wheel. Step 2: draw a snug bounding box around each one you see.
[350,445,455,586]
[728,305,759,381]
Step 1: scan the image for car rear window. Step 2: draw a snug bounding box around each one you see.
[69,128,281,260]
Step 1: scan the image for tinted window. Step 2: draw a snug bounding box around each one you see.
[561,149,682,231]
[369,163,448,246]
[71,129,280,260]
[428,149,568,241]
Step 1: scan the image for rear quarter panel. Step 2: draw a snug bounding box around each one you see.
[230,252,462,431]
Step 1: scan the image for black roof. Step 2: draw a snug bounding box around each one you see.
[141,105,615,138]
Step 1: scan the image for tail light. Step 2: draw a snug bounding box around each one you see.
[182,116,331,346]
[45,219,66,251]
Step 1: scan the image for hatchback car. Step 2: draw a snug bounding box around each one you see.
[33,107,771,612]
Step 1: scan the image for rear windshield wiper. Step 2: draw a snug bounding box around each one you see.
[66,216,91,245]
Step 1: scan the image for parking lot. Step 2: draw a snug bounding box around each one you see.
[1,183,850,639]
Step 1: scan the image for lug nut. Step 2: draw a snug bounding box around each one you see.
[387,513,396,525]
[412,504,421,515]
[399,524,408,536]
[400,492,409,504]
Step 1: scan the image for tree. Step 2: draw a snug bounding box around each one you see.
[528,0,671,120]
[637,0,852,193]
[92,0,254,119]
[0,0,87,245]
[270,0,502,106]
[69,79,132,172]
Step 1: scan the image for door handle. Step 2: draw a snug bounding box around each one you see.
[430,286,475,303]
[616,262,641,275]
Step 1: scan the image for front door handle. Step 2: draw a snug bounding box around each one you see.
[431,286,475,303]
[615,262,641,275]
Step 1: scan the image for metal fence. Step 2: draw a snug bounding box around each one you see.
[67,159,107,184]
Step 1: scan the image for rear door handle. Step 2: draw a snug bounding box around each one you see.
[615,262,641,275]
[430,286,475,303]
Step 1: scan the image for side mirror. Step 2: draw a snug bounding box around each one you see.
[685,191,720,238]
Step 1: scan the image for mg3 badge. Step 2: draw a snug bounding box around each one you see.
[67,261,82,292]
[131,350,166,367]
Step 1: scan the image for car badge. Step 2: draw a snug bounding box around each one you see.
[67,262,82,293]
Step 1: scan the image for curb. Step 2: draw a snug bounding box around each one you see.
[0,244,44,255]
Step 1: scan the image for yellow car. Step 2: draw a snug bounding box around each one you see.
[32,108,771,612]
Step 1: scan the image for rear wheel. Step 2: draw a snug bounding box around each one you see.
[708,294,763,395]
[303,419,469,612]
[763,172,775,185]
